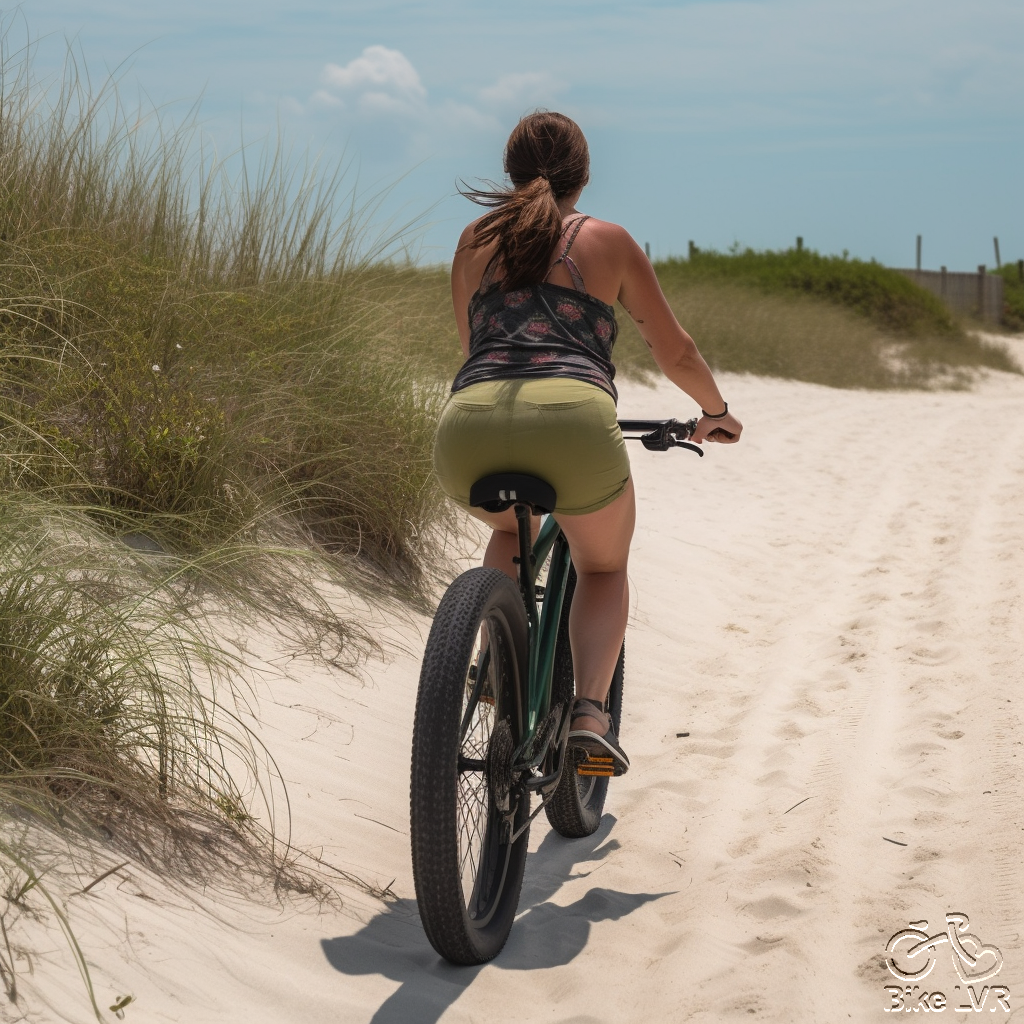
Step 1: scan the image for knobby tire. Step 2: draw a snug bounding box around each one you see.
[410,568,531,965]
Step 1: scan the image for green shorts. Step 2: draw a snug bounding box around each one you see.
[433,378,631,516]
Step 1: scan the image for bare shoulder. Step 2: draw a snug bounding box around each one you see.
[456,215,489,252]
[578,217,644,258]
[579,216,629,239]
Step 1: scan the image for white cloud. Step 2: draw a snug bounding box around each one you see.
[309,89,344,110]
[309,51,564,131]
[479,72,565,108]
[322,45,426,103]
[306,44,505,146]
[358,90,417,116]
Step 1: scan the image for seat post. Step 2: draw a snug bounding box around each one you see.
[514,503,536,610]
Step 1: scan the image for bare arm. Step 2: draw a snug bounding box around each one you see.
[616,230,742,444]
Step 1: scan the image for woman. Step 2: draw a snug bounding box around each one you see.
[434,111,742,774]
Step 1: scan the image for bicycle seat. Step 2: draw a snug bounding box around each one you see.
[469,473,557,515]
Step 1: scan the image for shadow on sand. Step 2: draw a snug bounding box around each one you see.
[320,816,671,1024]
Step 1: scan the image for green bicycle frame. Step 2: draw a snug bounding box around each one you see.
[495,418,698,776]
[512,510,573,765]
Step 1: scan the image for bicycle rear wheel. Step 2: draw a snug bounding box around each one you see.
[410,567,531,965]
[544,564,625,838]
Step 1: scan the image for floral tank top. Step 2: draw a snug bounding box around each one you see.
[450,216,619,402]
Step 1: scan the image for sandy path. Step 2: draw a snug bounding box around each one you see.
[613,367,1024,1021]
[25,358,1024,1023]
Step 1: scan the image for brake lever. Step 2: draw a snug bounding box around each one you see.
[639,424,672,451]
[674,441,704,457]
[639,418,704,456]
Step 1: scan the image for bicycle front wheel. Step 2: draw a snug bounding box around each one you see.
[544,564,625,838]
[410,567,531,965]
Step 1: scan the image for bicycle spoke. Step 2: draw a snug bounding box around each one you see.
[458,644,492,742]
[456,625,499,906]
[458,771,490,902]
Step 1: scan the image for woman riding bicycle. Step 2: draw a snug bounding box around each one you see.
[434,111,742,776]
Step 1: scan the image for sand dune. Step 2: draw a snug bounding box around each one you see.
[22,355,1024,1022]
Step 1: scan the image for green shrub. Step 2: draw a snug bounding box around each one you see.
[657,246,963,338]
[994,262,1024,331]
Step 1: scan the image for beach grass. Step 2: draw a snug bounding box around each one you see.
[0,29,452,1013]
[0,32,454,591]
[363,256,1018,392]
[614,277,1019,391]
[0,495,299,1017]
[615,246,1019,389]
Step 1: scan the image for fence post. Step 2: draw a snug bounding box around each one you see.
[688,240,695,259]
[977,265,986,320]
[1018,258,1023,284]
[916,235,922,272]
[796,236,803,252]
[993,237,1001,269]
[645,241,651,259]
[940,266,947,297]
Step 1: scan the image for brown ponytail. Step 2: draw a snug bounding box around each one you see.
[461,112,590,291]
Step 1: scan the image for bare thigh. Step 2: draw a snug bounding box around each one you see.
[554,477,635,573]
[465,477,635,571]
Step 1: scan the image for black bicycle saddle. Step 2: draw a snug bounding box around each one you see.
[469,473,557,515]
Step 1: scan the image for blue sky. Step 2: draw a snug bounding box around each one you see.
[14,0,1024,268]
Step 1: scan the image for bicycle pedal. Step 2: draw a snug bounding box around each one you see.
[577,755,616,778]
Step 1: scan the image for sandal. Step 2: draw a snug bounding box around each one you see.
[568,697,630,776]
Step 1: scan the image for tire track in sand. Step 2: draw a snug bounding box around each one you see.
[608,373,1024,1022]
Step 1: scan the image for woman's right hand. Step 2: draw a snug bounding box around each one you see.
[691,411,743,444]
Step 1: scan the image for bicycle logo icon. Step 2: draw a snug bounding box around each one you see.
[885,912,1003,984]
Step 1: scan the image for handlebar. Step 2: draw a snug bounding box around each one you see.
[618,418,703,456]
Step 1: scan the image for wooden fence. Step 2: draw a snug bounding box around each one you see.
[896,267,1004,324]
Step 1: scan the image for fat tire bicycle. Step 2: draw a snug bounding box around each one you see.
[410,417,702,965]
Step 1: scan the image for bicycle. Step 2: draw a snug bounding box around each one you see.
[410,416,703,965]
